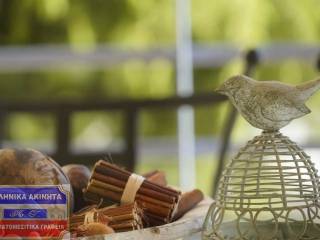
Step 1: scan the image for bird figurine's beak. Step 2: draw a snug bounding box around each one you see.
[215,85,227,95]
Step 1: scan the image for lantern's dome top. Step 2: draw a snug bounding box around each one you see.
[216,131,320,211]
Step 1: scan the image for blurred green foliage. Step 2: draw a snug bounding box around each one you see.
[137,154,218,195]
[0,0,320,144]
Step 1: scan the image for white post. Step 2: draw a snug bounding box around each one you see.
[176,0,196,190]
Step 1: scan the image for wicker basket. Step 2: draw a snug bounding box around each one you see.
[203,131,320,240]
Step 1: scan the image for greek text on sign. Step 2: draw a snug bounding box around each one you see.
[0,185,70,239]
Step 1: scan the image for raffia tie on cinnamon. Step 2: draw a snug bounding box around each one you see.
[120,173,145,204]
[84,211,96,224]
[84,160,181,226]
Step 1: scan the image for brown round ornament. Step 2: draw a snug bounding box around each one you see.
[0,148,73,209]
[62,164,91,212]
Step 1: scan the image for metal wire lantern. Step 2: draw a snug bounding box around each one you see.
[203,131,320,240]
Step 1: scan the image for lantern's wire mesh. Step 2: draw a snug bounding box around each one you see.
[203,131,320,240]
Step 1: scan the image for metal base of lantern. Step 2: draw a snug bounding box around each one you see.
[202,202,320,240]
[203,131,320,240]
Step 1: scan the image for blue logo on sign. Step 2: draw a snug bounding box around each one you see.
[3,209,47,219]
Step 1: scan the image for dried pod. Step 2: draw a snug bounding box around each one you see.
[62,164,91,190]
[173,189,204,220]
[77,223,114,237]
[143,170,167,186]
[62,164,91,212]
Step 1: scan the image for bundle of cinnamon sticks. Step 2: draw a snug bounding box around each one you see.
[101,203,144,232]
[70,202,144,233]
[84,160,181,226]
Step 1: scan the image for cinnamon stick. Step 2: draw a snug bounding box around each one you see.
[83,190,114,207]
[142,212,168,227]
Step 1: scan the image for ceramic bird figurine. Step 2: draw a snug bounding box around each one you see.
[216,75,320,131]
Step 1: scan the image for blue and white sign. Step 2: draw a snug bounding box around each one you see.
[0,185,70,239]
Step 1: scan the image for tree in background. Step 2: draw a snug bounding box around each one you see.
[0,0,320,144]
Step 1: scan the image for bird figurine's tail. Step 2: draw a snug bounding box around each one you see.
[296,77,320,101]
